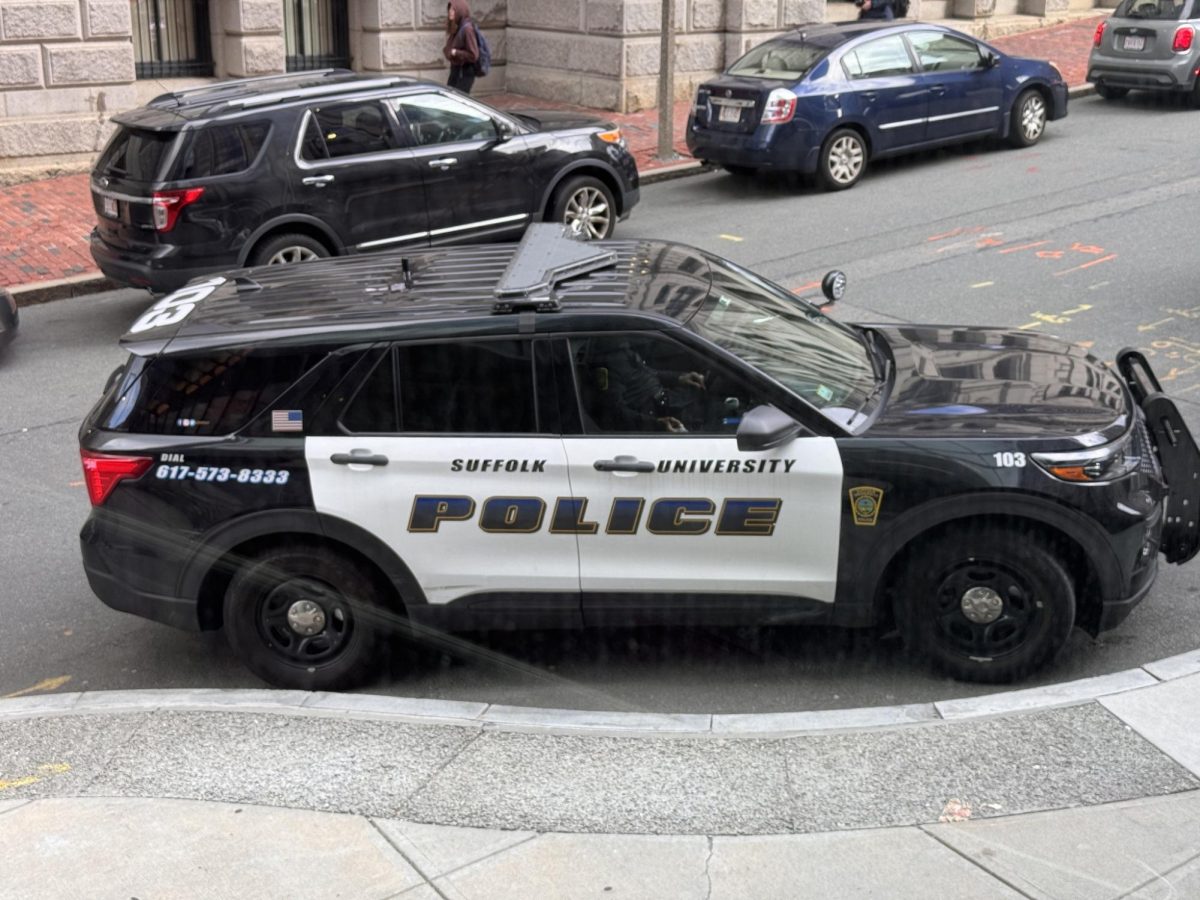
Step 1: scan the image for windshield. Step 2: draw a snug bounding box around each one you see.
[727,37,833,80]
[688,256,878,421]
[1114,0,1194,17]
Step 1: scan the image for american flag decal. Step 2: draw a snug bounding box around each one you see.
[271,409,303,432]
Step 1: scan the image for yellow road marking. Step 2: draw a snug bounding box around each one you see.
[1018,322,1042,330]
[0,763,70,793]
[2,675,72,699]
[718,234,744,242]
[1138,317,1175,333]
[970,281,994,288]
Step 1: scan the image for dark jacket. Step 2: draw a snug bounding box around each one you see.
[443,0,479,67]
[858,0,895,19]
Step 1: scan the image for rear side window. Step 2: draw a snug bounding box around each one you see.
[727,38,835,80]
[301,101,398,160]
[172,122,270,180]
[1114,0,1193,18]
[95,127,178,182]
[339,341,537,434]
[100,348,325,435]
[842,35,916,79]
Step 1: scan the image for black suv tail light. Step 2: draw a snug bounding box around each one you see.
[80,450,153,506]
[152,187,205,232]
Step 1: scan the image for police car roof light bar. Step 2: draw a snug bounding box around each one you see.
[492,224,617,314]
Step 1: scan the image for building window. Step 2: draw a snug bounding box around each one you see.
[131,0,214,78]
[285,0,350,72]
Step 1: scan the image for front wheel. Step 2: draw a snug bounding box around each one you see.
[896,528,1075,683]
[817,128,867,191]
[223,544,392,690]
[552,175,617,240]
[1008,88,1048,148]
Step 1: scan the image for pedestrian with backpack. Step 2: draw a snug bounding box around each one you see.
[444,0,483,94]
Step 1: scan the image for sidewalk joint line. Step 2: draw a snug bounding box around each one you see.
[702,834,714,900]
[1119,847,1200,899]
[918,825,1040,900]
[0,799,32,817]
[366,818,451,900]
[434,831,540,881]
[397,728,487,813]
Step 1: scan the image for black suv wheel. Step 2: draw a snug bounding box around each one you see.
[251,233,331,267]
[553,176,616,240]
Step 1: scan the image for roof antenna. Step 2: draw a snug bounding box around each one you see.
[401,257,413,289]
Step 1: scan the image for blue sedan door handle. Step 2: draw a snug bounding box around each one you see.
[861,91,878,103]
[929,84,946,96]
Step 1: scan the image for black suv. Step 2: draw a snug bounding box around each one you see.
[89,70,640,294]
[79,227,1199,691]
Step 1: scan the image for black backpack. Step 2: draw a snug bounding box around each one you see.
[473,22,492,77]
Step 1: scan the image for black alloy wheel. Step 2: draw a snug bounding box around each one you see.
[224,544,389,690]
[897,528,1075,683]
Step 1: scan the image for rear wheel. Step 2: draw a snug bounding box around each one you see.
[223,544,393,690]
[817,128,867,191]
[250,233,330,267]
[1007,88,1047,148]
[1094,82,1129,101]
[896,527,1075,683]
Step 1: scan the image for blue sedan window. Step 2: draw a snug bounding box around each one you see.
[907,32,985,72]
[842,35,916,80]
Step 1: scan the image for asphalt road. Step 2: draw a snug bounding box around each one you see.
[1,94,1198,713]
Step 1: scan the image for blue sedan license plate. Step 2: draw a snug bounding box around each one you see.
[719,105,741,124]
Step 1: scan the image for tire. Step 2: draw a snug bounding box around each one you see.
[817,128,867,191]
[1007,88,1048,148]
[250,233,330,267]
[895,527,1075,683]
[552,175,617,240]
[722,164,758,177]
[1094,82,1129,101]
[223,543,393,690]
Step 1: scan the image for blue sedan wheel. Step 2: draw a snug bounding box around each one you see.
[1007,89,1047,148]
[818,127,867,191]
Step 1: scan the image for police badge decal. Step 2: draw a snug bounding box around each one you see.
[848,485,884,527]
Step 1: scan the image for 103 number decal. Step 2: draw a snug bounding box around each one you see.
[155,465,290,485]
[992,452,1026,468]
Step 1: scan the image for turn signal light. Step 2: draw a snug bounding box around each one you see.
[761,88,797,125]
[80,450,153,506]
[1173,25,1194,52]
[152,187,205,233]
[1094,20,1106,47]
[596,129,623,144]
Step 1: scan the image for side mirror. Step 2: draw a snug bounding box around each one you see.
[982,50,1000,69]
[493,118,515,142]
[737,404,802,452]
[821,270,847,305]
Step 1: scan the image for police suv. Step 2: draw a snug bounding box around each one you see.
[78,227,1200,690]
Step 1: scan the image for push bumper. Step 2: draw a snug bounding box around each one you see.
[90,228,224,295]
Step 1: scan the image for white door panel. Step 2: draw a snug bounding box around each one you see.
[563,435,844,601]
[306,436,578,605]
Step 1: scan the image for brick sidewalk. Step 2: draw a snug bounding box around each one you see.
[0,16,1099,293]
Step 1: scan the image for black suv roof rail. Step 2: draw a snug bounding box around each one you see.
[224,75,418,111]
[146,68,357,109]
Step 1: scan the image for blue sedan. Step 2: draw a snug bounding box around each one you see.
[687,21,1068,190]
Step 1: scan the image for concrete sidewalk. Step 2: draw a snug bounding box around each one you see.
[0,16,1102,299]
[2,651,1198,898]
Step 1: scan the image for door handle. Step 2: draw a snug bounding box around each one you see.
[861,91,877,103]
[428,157,458,168]
[929,84,946,96]
[594,457,655,473]
[302,174,335,187]
[330,451,389,467]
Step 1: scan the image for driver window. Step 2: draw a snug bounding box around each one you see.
[390,92,497,146]
[906,32,985,72]
[570,334,758,436]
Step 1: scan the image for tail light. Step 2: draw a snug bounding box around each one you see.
[761,88,797,125]
[151,187,205,232]
[1094,20,1106,47]
[80,450,153,506]
[1173,25,1194,52]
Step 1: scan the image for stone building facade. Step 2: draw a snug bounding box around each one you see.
[0,0,1087,175]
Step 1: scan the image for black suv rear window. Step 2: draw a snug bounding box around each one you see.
[101,348,325,436]
[96,127,178,182]
[171,122,270,180]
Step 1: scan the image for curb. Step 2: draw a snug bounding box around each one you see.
[3,648,1197,738]
[10,273,117,307]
